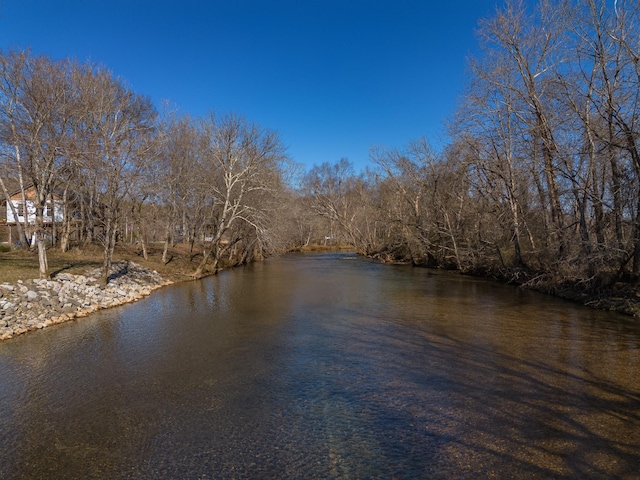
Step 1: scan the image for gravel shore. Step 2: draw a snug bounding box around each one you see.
[0,260,173,341]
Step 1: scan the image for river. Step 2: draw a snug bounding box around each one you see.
[0,253,639,479]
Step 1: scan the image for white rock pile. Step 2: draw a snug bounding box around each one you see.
[0,261,173,341]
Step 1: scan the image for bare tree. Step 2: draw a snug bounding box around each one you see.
[0,50,79,278]
[576,0,640,273]
[192,113,287,278]
[73,66,158,285]
[156,113,201,264]
[477,0,574,258]
[301,158,374,252]
[457,55,532,268]
[0,50,31,248]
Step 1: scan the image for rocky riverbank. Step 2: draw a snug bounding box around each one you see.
[0,261,173,341]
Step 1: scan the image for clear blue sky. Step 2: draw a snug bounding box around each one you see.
[0,0,504,171]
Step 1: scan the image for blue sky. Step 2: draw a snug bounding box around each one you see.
[0,0,504,171]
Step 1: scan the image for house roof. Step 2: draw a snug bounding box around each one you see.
[7,185,63,202]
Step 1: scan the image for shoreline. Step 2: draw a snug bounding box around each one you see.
[3,251,638,343]
[458,265,640,318]
[0,260,174,341]
[365,254,640,318]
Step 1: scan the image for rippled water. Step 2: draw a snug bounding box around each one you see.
[0,253,639,479]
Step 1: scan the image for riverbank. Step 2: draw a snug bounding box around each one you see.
[0,260,174,340]
[3,245,638,342]
[460,265,640,318]
[0,244,212,341]
[363,250,640,318]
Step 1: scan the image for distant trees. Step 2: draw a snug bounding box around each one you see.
[369,140,443,264]
[302,159,362,250]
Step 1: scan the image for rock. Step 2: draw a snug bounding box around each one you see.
[0,261,171,341]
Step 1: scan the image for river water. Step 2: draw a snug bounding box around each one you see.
[0,253,639,479]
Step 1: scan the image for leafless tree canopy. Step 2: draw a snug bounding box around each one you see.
[301,0,640,288]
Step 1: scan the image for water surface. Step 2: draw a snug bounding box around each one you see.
[1,253,639,478]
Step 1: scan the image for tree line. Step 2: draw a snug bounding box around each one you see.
[302,0,640,290]
[2,0,640,292]
[0,50,296,284]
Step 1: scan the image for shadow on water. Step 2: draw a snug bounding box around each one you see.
[338,318,640,479]
[0,253,639,479]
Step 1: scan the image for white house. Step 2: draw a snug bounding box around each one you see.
[2,185,65,245]
[5,185,64,224]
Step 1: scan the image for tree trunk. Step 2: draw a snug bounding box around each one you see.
[162,220,173,264]
[48,193,57,247]
[510,200,524,268]
[539,131,565,257]
[60,186,71,252]
[37,234,49,280]
[34,206,50,280]
[17,168,31,246]
[101,217,118,286]
[0,176,28,248]
[134,219,148,260]
[193,244,211,278]
[140,234,148,260]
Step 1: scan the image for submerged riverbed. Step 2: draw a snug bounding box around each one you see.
[0,253,639,478]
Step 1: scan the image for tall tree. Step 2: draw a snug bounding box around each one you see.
[0,50,78,278]
[74,66,158,285]
[477,0,572,257]
[192,113,287,277]
[0,50,31,248]
[156,113,200,264]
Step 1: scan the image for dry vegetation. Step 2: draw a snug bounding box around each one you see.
[0,244,202,285]
[0,242,357,285]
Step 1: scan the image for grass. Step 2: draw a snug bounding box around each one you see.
[0,241,357,285]
[0,243,201,284]
[295,243,356,253]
